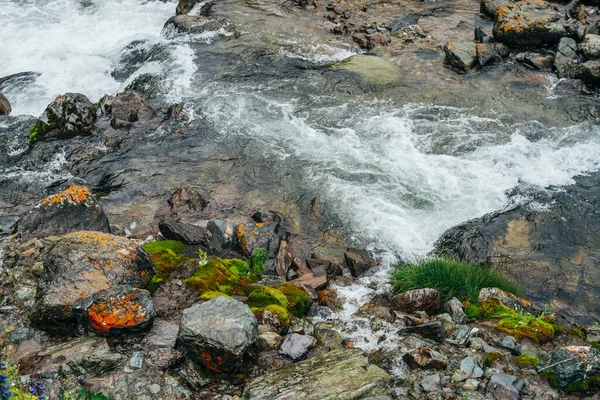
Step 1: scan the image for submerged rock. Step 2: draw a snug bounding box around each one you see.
[0,92,11,115]
[36,231,154,323]
[391,288,441,315]
[244,349,390,399]
[16,185,110,242]
[536,346,600,388]
[178,296,258,373]
[493,0,575,47]
[100,91,155,128]
[30,93,96,143]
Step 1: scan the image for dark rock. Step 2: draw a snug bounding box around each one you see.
[306,258,331,277]
[475,26,490,43]
[0,71,40,93]
[498,335,521,355]
[476,43,501,67]
[403,347,448,370]
[0,93,11,116]
[390,288,441,315]
[494,42,511,57]
[141,319,179,350]
[344,248,377,277]
[244,349,390,399]
[579,34,600,60]
[279,333,317,361]
[479,287,542,316]
[536,346,600,388]
[400,322,445,342]
[123,74,163,101]
[30,93,96,143]
[165,103,185,120]
[175,358,215,390]
[251,210,275,223]
[83,285,155,336]
[163,15,227,38]
[178,296,258,373]
[101,91,155,126]
[389,12,419,33]
[235,218,280,257]
[581,59,600,85]
[168,187,208,217]
[555,37,579,78]
[516,52,553,70]
[206,219,236,249]
[481,0,511,18]
[445,297,468,324]
[493,0,576,48]
[16,185,110,242]
[36,231,154,324]
[487,372,525,400]
[275,236,293,279]
[444,42,477,73]
[159,219,208,245]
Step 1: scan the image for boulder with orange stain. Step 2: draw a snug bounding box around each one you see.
[84,285,155,336]
[178,296,258,373]
[36,231,154,324]
[234,215,280,257]
[17,185,110,241]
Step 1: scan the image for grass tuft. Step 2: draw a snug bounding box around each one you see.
[391,258,522,304]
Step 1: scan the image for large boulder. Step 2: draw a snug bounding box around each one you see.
[36,231,154,323]
[536,346,600,388]
[390,288,441,315]
[16,186,110,242]
[444,42,477,73]
[579,34,600,60]
[493,0,576,48]
[435,172,600,324]
[178,296,258,373]
[30,93,96,143]
[0,92,11,115]
[244,349,390,399]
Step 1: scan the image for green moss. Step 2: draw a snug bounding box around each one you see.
[276,283,311,317]
[247,287,289,309]
[545,371,600,393]
[199,291,232,301]
[542,371,561,389]
[568,327,586,340]
[591,342,600,351]
[251,304,291,330]
[514,354,540,368]
[482,352,505,367]
[145,275,163,292]
[390,258,522,304]
[142,240,189,280]
[29,121,51,144]
[184,257,257,296]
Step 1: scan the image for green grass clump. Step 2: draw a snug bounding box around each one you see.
[568,327,586,340]
[390,258,522,304]
[142,240,188,278]
[482,352,505,367]
[514,354,540,368]
[591,342,600,351]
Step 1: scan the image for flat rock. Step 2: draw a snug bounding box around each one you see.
[487,372,525,400]
[158,219,208,245]
[279,333,317,361]
[244,349,390,399]
[178,296,258,373]
[16,185,110,242]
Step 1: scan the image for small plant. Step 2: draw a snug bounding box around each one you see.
[514,354,540,368]
[391,258,522,304]
[0,352,45,400]
[198,248,208,267]
[568,327,586,340]
[75,389,109,400]
[482,352,505,367]
[251,248,268,276]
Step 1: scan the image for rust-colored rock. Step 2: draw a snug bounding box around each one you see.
[390,288,441,315]
[403,347,448,370]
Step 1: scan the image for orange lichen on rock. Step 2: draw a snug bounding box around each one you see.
[41,185,93,208]
[86,292,149,335]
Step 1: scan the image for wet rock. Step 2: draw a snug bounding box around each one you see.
[244,349,390,399]
[581,59,600,85]
[587,325,600,343]
[177,0,199,15]
[206,219,236,249]
[444,41,477,73]
[475,26,490,43]
[0,93,11,115]
[165,103,185,120]
[479,287,541,315]
[235,218,279,257]
[580,34,600,60]
[421,374,441,392]
[554,37,579,78]
[402,347,448,370]
[158,219,207,245]
[389,12,420,33]
[30,93,96,143]
[400,322,445,342]
[536,346,600,388]
[16,185,110,242]
[391,288,441,315]
[516,52,553,70]
[476,43,501,67]
[314,327,344,351]
[0,71,40,93]
[178,296,258,373]
[275,236,293,278]
[37,231,154,323]
[101,91,155,126]
[445,297,468,324]
[279,333,317,361]
[344,248,377,277]
[163,15,227,37]
[168,187,208,217]
[83,285,155,336]
[481,0,511,18]
[487,372,525,400]
[498,335,521,355]
[257,332,284,351]
[318,289,339,309]
[123,73,163,102]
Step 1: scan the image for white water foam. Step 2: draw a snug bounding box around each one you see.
[0,0,177,116]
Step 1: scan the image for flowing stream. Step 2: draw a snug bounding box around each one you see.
[2,0,600,354]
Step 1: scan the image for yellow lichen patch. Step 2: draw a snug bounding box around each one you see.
[41,186,93,208]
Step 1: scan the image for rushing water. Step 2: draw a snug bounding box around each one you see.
[2,0,600,354]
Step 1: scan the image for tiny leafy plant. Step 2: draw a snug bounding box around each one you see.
[198,248,208,267]
[391,258,522,304]
[251,248,267,276]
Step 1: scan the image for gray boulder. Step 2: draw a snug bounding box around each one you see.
[30,93,96,143]
[444,42,477,73]
[445,297,468,324]
[579,34,600,60]
[16,185,110,242]
[536,346,600,388]
[279,333,317,361]
[244,349,390,399]
[0,92,11,115]
[487,372,525,400]
[158,219,208,245]
[554,37,579,78]
[206,219,237,250]
[581,60,600,85]
[178,296,258,373]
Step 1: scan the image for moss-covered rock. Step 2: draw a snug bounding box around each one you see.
[247,287,289,309]
[537,346,600,392]
[30,93,96,143]
[483,352,505,367]
[276,283,311,317]
[515,354,540,368]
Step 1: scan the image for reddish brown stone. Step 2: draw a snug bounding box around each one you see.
[390,288,441,315]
